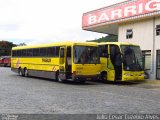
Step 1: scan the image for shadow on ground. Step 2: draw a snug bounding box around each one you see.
[10,74,160,89]
[10,74,98,86]
[92,79,146,85]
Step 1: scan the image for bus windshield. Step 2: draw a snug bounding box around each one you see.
[74,46,100,64]
[121,45,143,71]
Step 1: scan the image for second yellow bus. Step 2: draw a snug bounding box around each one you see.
[98,42,144,81]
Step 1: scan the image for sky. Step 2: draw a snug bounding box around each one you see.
[0,0,125,45]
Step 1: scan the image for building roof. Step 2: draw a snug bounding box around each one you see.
[82,0,160,35]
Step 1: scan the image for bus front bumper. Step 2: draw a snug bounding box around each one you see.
[121,71,145,81]
[72,74,100,81]
[122,73,145,81]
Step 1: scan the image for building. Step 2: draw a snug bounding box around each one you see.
[82,0,160,80]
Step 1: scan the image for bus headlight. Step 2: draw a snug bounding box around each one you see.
[141,74,145,76]
[124,74,131,76]
[97,72,100,74]
[73,71,77,75]
[76,71,82,75]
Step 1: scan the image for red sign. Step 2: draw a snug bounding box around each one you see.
[82,0,160,28]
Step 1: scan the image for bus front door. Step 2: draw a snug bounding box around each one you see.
[66,47,72,79]
[109,45,122,81]
[59,47,66,81]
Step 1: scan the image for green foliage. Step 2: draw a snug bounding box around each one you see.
[18,43,27,46]
[0,41,17,56]
[88,35,118,43]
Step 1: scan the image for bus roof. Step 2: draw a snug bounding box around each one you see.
[12,41,98,50]
[98,42,140,46]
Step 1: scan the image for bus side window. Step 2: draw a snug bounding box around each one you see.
[55,47,60,57]
[33,48,40,57]
[22,50,27,57]
[47,47,55,57]
[99,45,108,57]
[67,47,71,65]
[17,50,22,57]
[60,48,64,57]
[40,48,47,57]
[27,49,33,57]
[110,45,120,66]
[12,51,17,57]
[110,45,115,65]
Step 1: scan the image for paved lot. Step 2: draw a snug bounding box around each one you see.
[0,67,160,114]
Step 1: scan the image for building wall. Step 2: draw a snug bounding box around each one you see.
[118,17,160,79]
[155,17,160,50]
[118,18,154,50]
[155,17,160,79]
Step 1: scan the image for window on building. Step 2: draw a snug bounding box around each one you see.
[142,50,151,70]
[156,25,160,36]
[126,29,133,39]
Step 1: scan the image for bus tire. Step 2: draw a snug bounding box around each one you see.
[18,68,23,76]
[57,73,64,83]
[101,72,107,81]
[24,68,28,77]
[55,71,59,81]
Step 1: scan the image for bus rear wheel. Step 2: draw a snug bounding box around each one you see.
[57,73,64,83]
[18,68,23,76]
[58,76,64,83]
[24,68,28,77]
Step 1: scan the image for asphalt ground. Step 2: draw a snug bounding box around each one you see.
[0,67,160,115]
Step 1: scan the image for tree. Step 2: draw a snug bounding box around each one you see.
[87,35,118,43]
[17,43,27,46]
[0,40,17,56]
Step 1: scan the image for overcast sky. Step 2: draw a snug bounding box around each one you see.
[0,0,125,45]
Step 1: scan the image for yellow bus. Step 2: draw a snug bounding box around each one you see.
[11,42,101,83]
[98,42,144,81]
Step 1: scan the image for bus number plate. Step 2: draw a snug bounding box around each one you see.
[87,78,91,80]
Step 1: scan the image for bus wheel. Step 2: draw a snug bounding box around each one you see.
[101,72,107,81]
[55,72,59,81]
[57,74,64,83]
[24,68,28,77]
[18,68,23,76]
